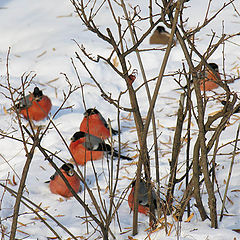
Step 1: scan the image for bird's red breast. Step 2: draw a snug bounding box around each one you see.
[200,71,221,91]
[69,137,104,165]
[80,113,111,139]
[127,69,137,86]
[20,95,52,121]
[49,169,80,198]
[128,187,150,215]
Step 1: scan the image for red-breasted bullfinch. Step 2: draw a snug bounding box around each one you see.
[69,131,132,165]
[16,87,52,121]
[127,69,138,86]
[200,63,221,91]
[80,108,118,139]
[128,180,157,215]
[49,163,81,198]
[181,63,221,92]
[149,26,176,46]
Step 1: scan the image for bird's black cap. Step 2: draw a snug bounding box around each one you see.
[71,131,86,142]
[33,87,43,98]
[156,26,166,33]
[84,108,99,116]
[61,163,74,172]
[209,63,219,72]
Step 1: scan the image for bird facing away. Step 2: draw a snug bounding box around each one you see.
[200,63,221,91]
[80,108,118,139]
[16,87,52,121]
[128,179,158,215]
[69,131,132,166]
[49,163,81,198]
[149,26,176,45]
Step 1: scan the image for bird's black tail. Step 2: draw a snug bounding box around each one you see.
[103,143,132,160]
[112,128,119,135]
[113,151,132,160]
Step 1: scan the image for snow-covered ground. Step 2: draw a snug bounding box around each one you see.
[0,0,240,239]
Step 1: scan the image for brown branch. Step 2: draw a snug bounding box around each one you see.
[0,183,78,239]
[10,128,41,240]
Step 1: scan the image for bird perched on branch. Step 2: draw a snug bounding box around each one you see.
[15,87,52,121]
[179,63,222,92]
[49,163,81,198]
[69,131,132,165]
[199,63,221,91]
[149,26,176,46]
[128,179,159,215]
[127,69,138,86]
[80,108,118,139]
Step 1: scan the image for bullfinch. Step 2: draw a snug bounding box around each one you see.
[149,26,176,46]
[200,63,221,91]
[128,179,157,215]
[16,87,52,121]
[80,108,118,139]
[49,163,81,198]
[69,131,132,165]
[181,63,221,91]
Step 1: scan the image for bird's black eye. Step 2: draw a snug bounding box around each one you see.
[67,168,74,176]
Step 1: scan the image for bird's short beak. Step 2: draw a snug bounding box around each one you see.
[68,168,74,176]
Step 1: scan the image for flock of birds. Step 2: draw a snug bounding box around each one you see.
[12,25,224,216]
[14,86,155,214]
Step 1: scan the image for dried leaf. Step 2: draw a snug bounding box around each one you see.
[122,176,134,180]
[128,236,137,240]
[120,229,131,235]
[185,213,194,222]
[12,175,17,185]
[16,229,29,235]
[167,223,173,236]
[113,56,119,68]
[129,153,138,159]
[40,165,46,171]
[37,50,47,58]
[56,13,73,18]
[151,224,164,233]
[124,161,138,166]
[31,216,47,221]
[208,110,222,116]
[104,185,109,194]
[58,197,64,202]
[47,77,59,84]
[144,226,151,232]
[17,221,27,227]
[173,214,178,222]
[3,106,8,115]
[231,189,240,192]
[7,179,14,186]
[227,196,234,205]
[54,214,64,217]
[178,181,183,190]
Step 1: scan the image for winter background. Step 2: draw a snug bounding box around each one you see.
[0,0,240,239]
